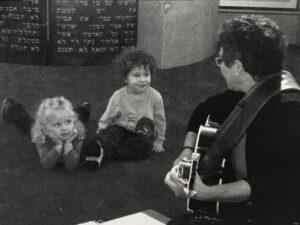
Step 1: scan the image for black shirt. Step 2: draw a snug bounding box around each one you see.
[186,90,300,224]
[246,92,300,224]
[186,90,244,133]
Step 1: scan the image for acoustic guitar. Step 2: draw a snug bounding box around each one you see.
[176,116,225,214]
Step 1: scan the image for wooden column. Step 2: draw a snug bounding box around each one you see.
[138,0,219,69]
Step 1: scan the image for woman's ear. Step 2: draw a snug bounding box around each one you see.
[234,60,244,75]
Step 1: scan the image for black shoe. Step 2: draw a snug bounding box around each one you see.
[81,101,91,110]
[84,140,104,171]
[75,101,91,124]
[135,117,155,137]
[1,98,17,123]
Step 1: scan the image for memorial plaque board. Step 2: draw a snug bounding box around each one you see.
[0,0,137,65]
[49,0,138,65]
[0,0,46,64]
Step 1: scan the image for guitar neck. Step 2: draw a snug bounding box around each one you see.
[186,116,220,214]
[187,124,204,192]
[187,159,199,191]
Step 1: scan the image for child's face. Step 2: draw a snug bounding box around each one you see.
[46,109,76,141]
[126,65,151,94]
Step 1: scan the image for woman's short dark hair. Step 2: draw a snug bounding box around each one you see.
[217,15,288,80]
[115,48,157,79]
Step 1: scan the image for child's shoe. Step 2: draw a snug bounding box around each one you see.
[135,117,155,138]
[84,140,104,171]
[1,98,17,123]
[75,101,91,124]
[1,98,33,136]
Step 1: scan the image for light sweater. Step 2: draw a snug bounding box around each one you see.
[99,86,166,146]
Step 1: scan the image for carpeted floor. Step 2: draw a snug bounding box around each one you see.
[0,46,299,225]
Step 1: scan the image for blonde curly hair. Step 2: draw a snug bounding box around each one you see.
[31,96,85,144]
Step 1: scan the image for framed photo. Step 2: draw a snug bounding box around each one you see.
[219,0,298,9]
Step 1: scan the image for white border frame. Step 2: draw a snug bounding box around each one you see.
[219,0,298,9]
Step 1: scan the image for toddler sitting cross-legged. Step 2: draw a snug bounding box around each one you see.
[83,49,166,170]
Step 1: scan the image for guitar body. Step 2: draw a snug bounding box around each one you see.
[174,117,251,225]
[176,117,225,214]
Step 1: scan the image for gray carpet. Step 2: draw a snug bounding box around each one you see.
[0,46,299,225]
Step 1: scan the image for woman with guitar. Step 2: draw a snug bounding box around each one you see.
[165,15,300,225]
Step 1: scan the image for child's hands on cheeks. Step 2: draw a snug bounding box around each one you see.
[64,128,78,155]
[65,128,78,144]
[48,130,63,154]
[48,130,63,145]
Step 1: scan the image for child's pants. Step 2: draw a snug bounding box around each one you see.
[5,102,33,137]
[97,125,154,160]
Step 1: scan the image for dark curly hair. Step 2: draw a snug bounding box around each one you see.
[115,47,157,79]
[217,15,288,80]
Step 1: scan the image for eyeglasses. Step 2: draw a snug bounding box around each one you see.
[215,56,224,67]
